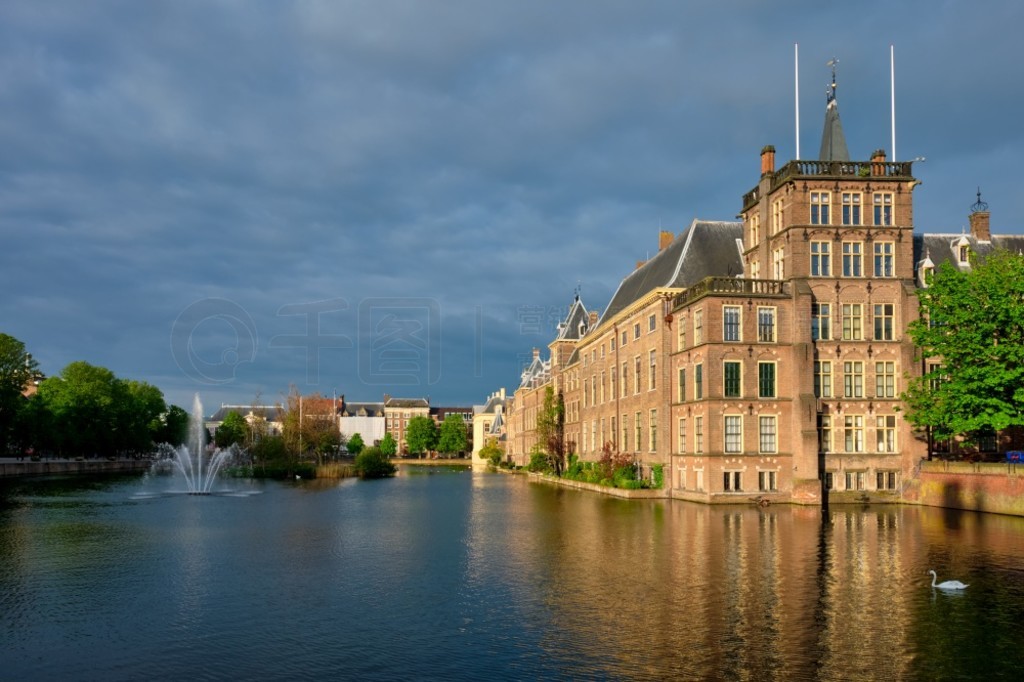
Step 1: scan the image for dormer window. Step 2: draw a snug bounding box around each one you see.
[954,235,971,265]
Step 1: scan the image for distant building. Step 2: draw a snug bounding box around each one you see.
[472,388,507,459]
[337,397,385,447]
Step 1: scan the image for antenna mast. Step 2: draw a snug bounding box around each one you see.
[890,45,896,161]
[794,44,800,160]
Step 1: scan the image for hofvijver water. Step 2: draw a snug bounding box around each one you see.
[3,467,1024,681]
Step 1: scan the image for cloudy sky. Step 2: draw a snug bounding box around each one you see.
[2,0,1022,412]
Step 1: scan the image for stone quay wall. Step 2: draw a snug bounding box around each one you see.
[906,460,1024,517]
[0,459,152,479]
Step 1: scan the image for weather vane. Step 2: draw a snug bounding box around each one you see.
[826,57,838,104]
[971,187,989,213]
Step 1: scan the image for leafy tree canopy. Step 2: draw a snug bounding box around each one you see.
[905,249,1024,441]
[346,432,364,455]
[436,413,468,454]
[405,415,437,455]
[215,411,248,448]
[379,431,398,456]
[0,333,39,452]
[353,445,397,479]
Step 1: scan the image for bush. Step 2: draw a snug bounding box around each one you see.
[354,446,397,479]
[527,450,551,473]
[652,464,665,489]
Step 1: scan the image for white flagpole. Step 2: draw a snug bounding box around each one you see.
[891,45,896,161]
[795,43,800,160]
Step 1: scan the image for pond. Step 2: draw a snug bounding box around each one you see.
[2,466,1023,680]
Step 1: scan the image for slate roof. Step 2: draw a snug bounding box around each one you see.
[519,354,550,389]
[555,296,591,340]
[601,219,743,322]
[339,402,384,418]
[384,397,430,409]
[208,404,283,422]
[477,392,507,415]
[914,233,1024,272]
[819,98,850,162]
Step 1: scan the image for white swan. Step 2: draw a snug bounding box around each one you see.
[929,569,968,590]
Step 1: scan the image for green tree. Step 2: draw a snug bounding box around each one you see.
[405,415,437,457]
[154,405,189,446]
[436,413,468,456]
[35,362,122,457]
[536,386,567,476]
[905,249,1024,444]
[0,333,39,454]
[346,432,365,455]
[215,411,248,448]
[119,380,167,453]
[478,437,504,467]
[353,445,397,479]
[379,431,398,457]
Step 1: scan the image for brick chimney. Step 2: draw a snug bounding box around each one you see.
[588,311,599,328]
[659,230,673,251]
[532,347,540,360]
[760,145,775,176]
[871,148,886,176]
[636,260,646,270]
[969,189,991,242]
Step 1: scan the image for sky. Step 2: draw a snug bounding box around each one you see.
[2,0,1023,413]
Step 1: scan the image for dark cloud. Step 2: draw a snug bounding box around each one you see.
[2,0,1022,410]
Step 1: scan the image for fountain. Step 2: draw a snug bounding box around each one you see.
[150,394,245,495]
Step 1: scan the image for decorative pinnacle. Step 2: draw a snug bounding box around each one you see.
[971,187,989,213]
[825,57,838,104]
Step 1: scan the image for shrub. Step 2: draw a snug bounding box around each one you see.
[652,464,665,489]
[527,450,551,473]
[354,446,397,479]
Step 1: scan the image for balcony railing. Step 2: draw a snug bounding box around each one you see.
[674,277,786,308]
[742,160,916,209]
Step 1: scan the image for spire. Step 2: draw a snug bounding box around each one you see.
[819,58,850,162]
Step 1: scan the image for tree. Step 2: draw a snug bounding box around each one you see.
[478,437,504,467]
[0,333,39,454]
[215,411,248,448]
[905,249,1024,444]
[281,388,340,463]
[353,445,397,479]
[405,415,437,457]
[436,413,468,456]
[35,362,123,456]
[536,386,567,476]
[119,380,167,454]
[346,432,365,455]
[380,431,397,457]
[154,405,189,446]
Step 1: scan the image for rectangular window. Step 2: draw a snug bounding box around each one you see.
[695,364,703,400]
[875,361,896,398]
[695,416,704,454]
[811,241,831,277]
[649,350,657,390]
[622,414,629,451]
[677,316,686,351]
[583,379,589,408]
[842,303,863,341]
[724,415,743,453]
[757,307,776,343]
[818,415,832,453]
[678,367,686,402]
[749,260,761,279]
[842,242,863,277]
[843,361,864,398]
[648,314,657,332]
[876,415,897,453]
[633,322,641,340]
[874,303,895,341]
[610,416,616,448]
[812,303,831,341]
[694,309,704,345]
[610,335,616,351]
[874,242,894,277]
[842,192,862,225]
[635,412,643,452]
[678,418,686,454]
[610,367,616,398]
[772,198,783,234]
[759,416,777,454]
[844,415,864,453]
[814,360,833,398]
[621,330,628,346]
[600,371,606,404]
[811,191,830,225]
[591,374,597,406]
[724,361,742,398]
[621,362,628,398]
[845,470,866,491]
[873,192,893,226]
[649,409,657,452]
[634,356,642,394]
[758,362,776,398]
[723,305,742,342]
[750,213,761,246]
[724,471,742,492]
[876,470,899,490]
[772,247,785,280]
[758,470,778,492]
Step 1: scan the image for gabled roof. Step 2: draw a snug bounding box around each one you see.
[601,219,743,322]
[554,296,590,340]
[339,402,384,418]
[384,397,430,409]
[478,392,507,415]
[519,354,550,389]
[914,233,1024,272]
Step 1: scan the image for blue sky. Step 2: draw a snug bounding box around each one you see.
[2,0,1022,412]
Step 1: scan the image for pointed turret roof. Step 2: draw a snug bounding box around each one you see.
[819,59,850,162]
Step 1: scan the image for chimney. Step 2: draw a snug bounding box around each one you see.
[871,148,886,176]
[636,260,646,270]
[659,230,673,251]
[760,145,775,176]
[969,189,991,242]
[588,311,599,328]
[532,347,540,360]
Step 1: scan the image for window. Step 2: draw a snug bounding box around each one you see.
[874,303,894,341]
[811,191,830,225]
[842,192,862,225]
[695,364,703,400]
[634,356,642,394]
[874,242,894,277]
[635,412,643,452]
[591,421,597,454]
[649,350,657,390]
[812,303,831,341]
[622,414,629,451]
[633,322,641,340]
[876,415,897,452]
[724,415,743,453]
[678,418,687,453]
[695,416,704,454]
[758,470,778,492]
[723,305,742,342]
[758,362,776,398]
[621,330,628,346]
[759,416,777,454]
[757,307,776,342]
[979,429,997,452]
[610,335,616,351]
[818,415,832,453]
[600,371,606,403]
[724,470,742,492]
[824,472,834,490]
[677,317,686,351]
[844,415,864,453]
[583,379,589,408]
[845,470,866,491]
[724,361,742,398]
[694,309,704,345]
[591,374,597,406]
[610,367,616,398]
[875,361,896,398]
[843,361,864,398]
[772,247,785,280]
[610,416,616,448]
[649,409,657,451]
[811,241,831,277]
[750,213,761,246]
[873,192,893,226]
[772,198,783,234]
[678,368,686,402]
[648,314,657,332]
[842,303,863,340]
[876,470,899,490]
[621,362,628,398]
[814,360,833,398]
[749,260,761,279]
[842,242,863,277]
